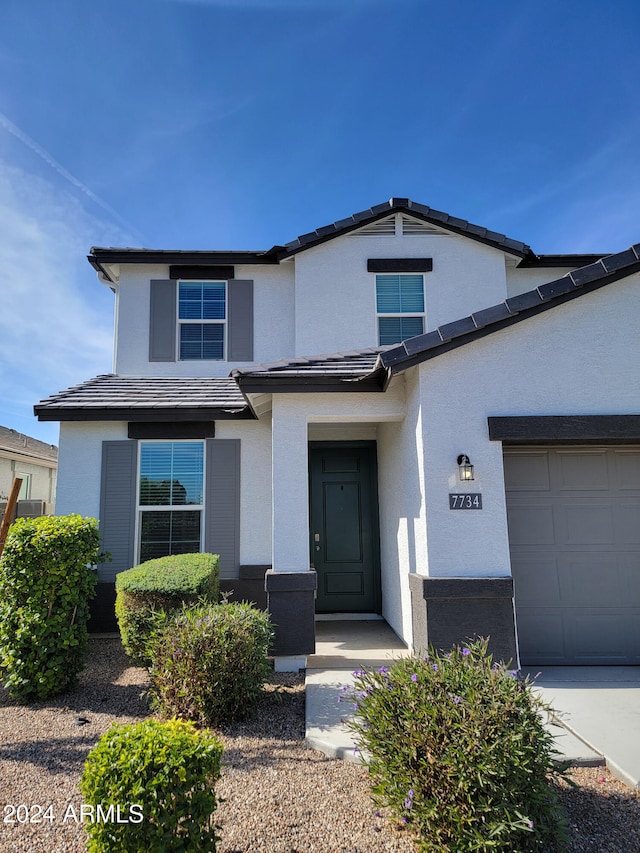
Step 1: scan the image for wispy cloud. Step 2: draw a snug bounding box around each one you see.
[0,111,140,239]
[0,162,118,442]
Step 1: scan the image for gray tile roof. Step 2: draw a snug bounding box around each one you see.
[0,425,58,461]
[380,242,640,374]
[282,198,533,259]
[88,198,547,283]
[231,348,386,382]
[35,375,253,421]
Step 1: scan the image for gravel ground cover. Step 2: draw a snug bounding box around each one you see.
[0,637,638,852]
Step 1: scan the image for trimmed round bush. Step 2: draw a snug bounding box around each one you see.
[348,639,568,852]
[115,552,220,664]
[150,601,273,726]
[0,514,99,700]
[80,718,223,852]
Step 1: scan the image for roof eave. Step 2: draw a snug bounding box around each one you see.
[34,406,256,423]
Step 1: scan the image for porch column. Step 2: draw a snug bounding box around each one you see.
[266,397,316,671]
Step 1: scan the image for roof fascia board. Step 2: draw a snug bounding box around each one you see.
[35,407,256,423]
[517,254,607,269]
[235,375,386,394]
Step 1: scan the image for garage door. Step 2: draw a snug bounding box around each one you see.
[504,447,640,665]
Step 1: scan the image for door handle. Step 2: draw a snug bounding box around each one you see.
[314,532,321,551]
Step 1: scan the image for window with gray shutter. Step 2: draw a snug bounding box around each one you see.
[99,441,138,582]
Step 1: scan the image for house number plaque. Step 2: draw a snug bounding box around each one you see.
[449,493,482,510]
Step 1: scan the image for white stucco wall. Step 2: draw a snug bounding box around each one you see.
[56,420,273,566]
[56,422,127,519]
[293,231,511,355]
[113,263,295,376]
[415,272,640,580]
[377,369,426,643]
[506,266,579,298]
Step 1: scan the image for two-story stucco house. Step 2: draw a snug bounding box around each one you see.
[35,198,640,670]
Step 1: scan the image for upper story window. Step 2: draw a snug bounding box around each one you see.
[375,273,425,346]
[178,281,226,360]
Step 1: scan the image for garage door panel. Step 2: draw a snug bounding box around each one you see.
[615,504,640,543]
[512,555,561,604]
[503,453,550,491]
[614,451,640,490]
[557,451,609,491]
[506,505,555,545]
[559,554,623,607]
[516,608,566,664]
[506,446,640,665]
[561,504,615,545]
[568,612,634,664]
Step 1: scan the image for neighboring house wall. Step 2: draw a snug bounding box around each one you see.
[0,427,58,513]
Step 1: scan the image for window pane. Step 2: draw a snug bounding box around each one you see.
[139,511,201,562]
[139,442,203,506]
[179,282,226,321]
[376,274,424,313]
[378,316,424,346]
[180,323,224,360]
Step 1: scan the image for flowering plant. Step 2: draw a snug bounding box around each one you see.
[347,638,569,852]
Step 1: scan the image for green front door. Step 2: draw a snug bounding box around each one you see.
[309,443,381,613]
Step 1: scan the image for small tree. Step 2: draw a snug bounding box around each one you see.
[0,514,100,700]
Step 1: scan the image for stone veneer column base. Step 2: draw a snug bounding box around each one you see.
[408,575,517,666]
[265,570,317,663]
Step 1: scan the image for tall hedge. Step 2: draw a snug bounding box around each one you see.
[0,514,100,700]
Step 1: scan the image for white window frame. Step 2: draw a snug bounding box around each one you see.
[374,273,426,346]
[17,473,31,500]
[135,440,206,564]
[177,280,227,361]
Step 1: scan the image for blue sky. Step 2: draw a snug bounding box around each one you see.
[1,0,639,444]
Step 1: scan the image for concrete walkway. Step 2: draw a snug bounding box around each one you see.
[305,621,640,789]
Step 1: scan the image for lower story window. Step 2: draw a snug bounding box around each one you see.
[138,441,204,563]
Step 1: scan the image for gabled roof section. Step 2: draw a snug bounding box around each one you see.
[231,348,388,393]
[281,198,533,259]
[89,198,568,282]
[380,243,640,376]
[35,375,255,422]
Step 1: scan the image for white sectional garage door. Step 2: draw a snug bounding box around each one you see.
[504,447,640,665]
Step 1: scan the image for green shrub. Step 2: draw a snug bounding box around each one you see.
[0,514,100,700]
[149,601,273,726]
[348,639,568,852]
[115,552,219,664]
[80,718,223,852]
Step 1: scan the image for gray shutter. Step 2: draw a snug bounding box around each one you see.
[149,279,177,362]
[227,279,253,361]
[99,441,138,583]
[205,439,240,579]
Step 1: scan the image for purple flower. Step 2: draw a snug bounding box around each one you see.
[462,648,471,656]
[377,666,389,675]
[453,696,462,704]
[411,673,418,682]
[374,811,382,818]
[431,664,438,672]
[353,669,365,677]
[404,797,412,809]
[528,820,534,829]
[401,817,407,825]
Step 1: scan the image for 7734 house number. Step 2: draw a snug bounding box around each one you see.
[449,493,482,509]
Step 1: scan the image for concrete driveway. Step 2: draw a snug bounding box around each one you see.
[523,666,640,790]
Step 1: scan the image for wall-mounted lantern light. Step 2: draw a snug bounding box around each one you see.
[457,454,474,482]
